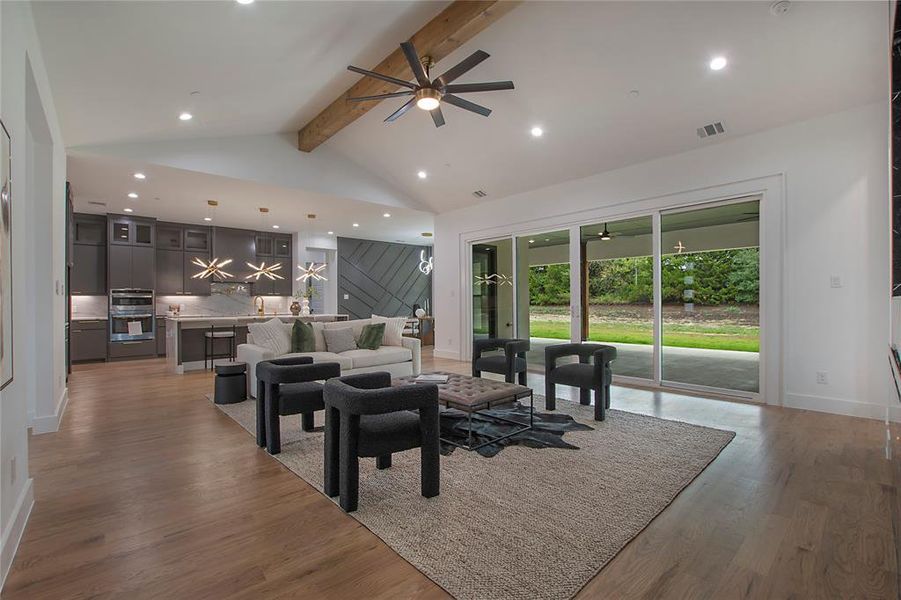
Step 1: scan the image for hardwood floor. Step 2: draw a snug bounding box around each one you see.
[3,352,899,599]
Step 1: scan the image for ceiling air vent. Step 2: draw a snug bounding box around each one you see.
[697,121,725,139]
[88,201,106,207]
[472,190,488,198]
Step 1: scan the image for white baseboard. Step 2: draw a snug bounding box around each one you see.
[783,392,901,423]
[31,387,68,434]
[432,349,461,361]
[1,478,34,590]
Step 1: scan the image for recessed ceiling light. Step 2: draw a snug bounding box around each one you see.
[127,192,138,199]
[203,217,213,222]
[133,172,146,180]
[709,56,727,71]
[327,231,334,235]
[352,223,359,227]
[178,112,193,121]
[383,213,391,218]
[272,225,279,229]
[123,208,134,213]
[417,170,427,179]
[530,126,543,138]
[236,0,254,4]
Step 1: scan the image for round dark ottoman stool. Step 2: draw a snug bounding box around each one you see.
[214,361,247,404]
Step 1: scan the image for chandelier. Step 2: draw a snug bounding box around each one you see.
[191,257,234,280]
[246,261,284,281]
[297,262,328,282]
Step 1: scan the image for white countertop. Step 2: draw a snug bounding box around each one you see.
[165,313,346,323]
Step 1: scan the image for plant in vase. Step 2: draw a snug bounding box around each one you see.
[293,286,317,316]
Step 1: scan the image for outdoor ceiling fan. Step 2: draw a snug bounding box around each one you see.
[346,41,514,127]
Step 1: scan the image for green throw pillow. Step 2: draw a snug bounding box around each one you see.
[357,323,385,350]
[291,320,315,353]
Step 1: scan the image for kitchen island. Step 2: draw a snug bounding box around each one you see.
[165,313,347,373]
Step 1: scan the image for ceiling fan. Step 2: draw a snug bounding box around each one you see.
[346,41,514,127]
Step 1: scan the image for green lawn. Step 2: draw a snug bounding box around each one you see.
[528,320,759,352]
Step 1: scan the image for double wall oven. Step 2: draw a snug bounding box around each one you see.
[109,289,155,342]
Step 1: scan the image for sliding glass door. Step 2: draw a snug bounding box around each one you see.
[472,238,515,341]
[660,199,760,394]
[579,216,654,380]
[468,195,762,398]
[515,230,570,369]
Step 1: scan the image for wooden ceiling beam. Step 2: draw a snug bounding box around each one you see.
[297,0,521,152]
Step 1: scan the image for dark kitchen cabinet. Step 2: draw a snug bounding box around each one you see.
[184,228,210,252]
[183,251,211,295]
[156,223,183,250]
[132,247,155,289]
[274,234,291,258]
[155,249,184,295]
[255,233,274,257]
[157,319,167,356]
[109,215,155,247]
[71,320,107,362]
[108,244,132,289]
[213,227,255,282]
[71,214,108,295]
[109,244,155,290]
[71,244,106,295]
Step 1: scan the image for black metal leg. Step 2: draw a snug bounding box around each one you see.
[339,413,360,512]
[255,380,266,448]
[605,383,611,408]
[301,412,314,432]
[376,454,392,470]
[265,388,281,454]
[545,380,556,410]
[518,370,527,386]
[323,406,340,497]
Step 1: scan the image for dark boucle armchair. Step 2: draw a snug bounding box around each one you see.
[472,338,530,385]
[256,356,341,455]
[544,343,617,421]
[323,372,440,513]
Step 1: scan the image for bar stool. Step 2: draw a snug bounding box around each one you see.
[205,325,237,371]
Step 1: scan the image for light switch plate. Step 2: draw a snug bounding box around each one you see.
[830,275,842,288]
[343,294,349,300]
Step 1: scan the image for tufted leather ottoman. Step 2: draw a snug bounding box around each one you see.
[393,371,534,451]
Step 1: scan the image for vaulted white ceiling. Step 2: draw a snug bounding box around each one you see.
[33,0,887,222]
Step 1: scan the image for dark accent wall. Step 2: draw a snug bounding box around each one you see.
[337,237,431,319]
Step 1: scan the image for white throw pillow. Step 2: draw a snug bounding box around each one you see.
[311,322,327,352]
[371,314,406,346]
[248,318,291,355]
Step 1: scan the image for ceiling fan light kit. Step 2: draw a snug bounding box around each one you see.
[346,41,514,128]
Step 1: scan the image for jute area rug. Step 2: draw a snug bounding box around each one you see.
[216,395,734,600]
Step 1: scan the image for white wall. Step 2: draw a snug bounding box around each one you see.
[435,101,893,421]
[0,0,67,587]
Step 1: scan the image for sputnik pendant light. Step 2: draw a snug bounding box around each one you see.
[297,262,327,282]
[191,257,234,280]
[247,261,284,281]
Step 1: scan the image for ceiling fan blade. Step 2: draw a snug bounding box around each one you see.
[430,106,446,128]
[442,94,491,117]
[435,50,490,86]
[347,65,416,90]
[443,81,515,94]
[348,91,414,102]
[384,98,416,123]
[400,41,431,87]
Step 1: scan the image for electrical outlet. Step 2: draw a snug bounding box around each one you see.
[10,455,16,485]
[816,371,828,385]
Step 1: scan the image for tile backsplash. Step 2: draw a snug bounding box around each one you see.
[70,293,294,319]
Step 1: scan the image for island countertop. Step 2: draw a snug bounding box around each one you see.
[164,313,347,324]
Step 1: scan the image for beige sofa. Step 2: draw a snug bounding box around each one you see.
[237,317,421,397]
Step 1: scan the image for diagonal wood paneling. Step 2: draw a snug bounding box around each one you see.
[337,237,431,320]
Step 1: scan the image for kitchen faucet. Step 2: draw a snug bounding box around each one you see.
[253,295,265,316]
